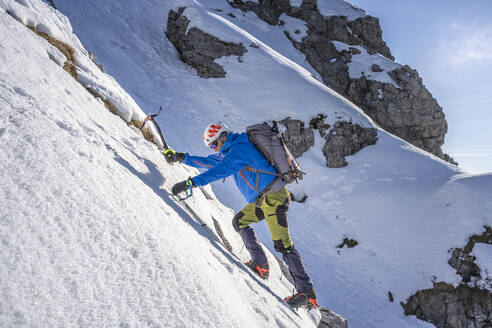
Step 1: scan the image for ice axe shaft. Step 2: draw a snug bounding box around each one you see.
[140,106,169,150]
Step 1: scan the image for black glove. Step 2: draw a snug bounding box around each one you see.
[172,178,194,196]
[164,149,185,164]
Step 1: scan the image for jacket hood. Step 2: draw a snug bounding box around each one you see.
[220,132,249,154]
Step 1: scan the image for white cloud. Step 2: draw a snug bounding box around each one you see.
[440,21,492,65]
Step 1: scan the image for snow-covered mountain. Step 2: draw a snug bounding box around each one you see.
[1,0,491,327]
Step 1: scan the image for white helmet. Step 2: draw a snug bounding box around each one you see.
[203,122,229,147]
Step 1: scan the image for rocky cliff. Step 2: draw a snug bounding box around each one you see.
[229,0,456,165]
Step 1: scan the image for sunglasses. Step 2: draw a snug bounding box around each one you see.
[209,139,219,149]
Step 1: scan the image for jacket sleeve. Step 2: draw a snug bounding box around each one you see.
[184,153,221,169]
[191,150,249,187]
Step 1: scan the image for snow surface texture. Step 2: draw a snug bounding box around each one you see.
[280,14,308,43]
[289,0,304,9]
[2,0,492,327]
[0,0,148,125]
[317,0,366,21]
[332,40,401,87]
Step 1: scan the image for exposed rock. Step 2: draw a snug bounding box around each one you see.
[403,226,492,328]
[280,118,315,158]
[449,226,492,283]
[347,15,393,60]
[371,64,383,72]
[230,0,391,61]
[462,226,492,253]
[166,8,247,78]
[402,283,492,328]
[322,121,378,168]
[449,248,481,283]
[298,13,453,164]
[310,114,331,137]
[300,32,350,94]
[291,2,393,60]
[346,66,456,164]
[283,30,302,50]
[228,0,291,25]
[318,307,349,328]
[349,47,361,55]
[278,116,376,169]
[337,237,359,249]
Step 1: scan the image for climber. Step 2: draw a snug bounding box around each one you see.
[165,122,317,309]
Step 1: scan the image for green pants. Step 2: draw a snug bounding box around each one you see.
[232,187,293,254]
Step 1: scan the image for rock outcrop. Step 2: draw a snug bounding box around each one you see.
[347,65,454,163]
[318,307,349,328]
[166,7,247,78]
[229,0,291,25]
[226,0,456,164]
[449,226,492,284]
[402,226,492,328]
[449,248,482,284]
[280,118,315,158]
[321,120,377,168]
[280,117,376,167]
[402,283,492,328]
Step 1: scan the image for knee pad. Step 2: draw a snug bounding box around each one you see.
[232,212,244,232]
[275,198,290,228]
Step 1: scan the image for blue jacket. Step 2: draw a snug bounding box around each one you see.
[184,132,277,203]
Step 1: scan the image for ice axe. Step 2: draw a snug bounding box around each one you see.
[140,106,169,150]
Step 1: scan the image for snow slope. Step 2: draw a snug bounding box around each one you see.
[0,2,317,327]
[2,0,492,327]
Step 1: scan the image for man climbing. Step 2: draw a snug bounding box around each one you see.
[165,122,317,309]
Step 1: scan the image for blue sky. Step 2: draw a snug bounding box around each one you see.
[348,0,492,173]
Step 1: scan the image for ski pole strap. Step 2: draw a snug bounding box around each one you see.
[177,180,193,201]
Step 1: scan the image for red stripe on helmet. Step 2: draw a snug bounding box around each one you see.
[207,124,222,138]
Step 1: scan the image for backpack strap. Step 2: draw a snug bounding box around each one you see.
[243,166,280,176]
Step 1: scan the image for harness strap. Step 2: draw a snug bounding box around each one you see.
[255,171,259,192]
[242,167,280,207]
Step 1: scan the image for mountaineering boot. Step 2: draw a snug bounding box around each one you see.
[244,260,270,279]
[285,289,317,309]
